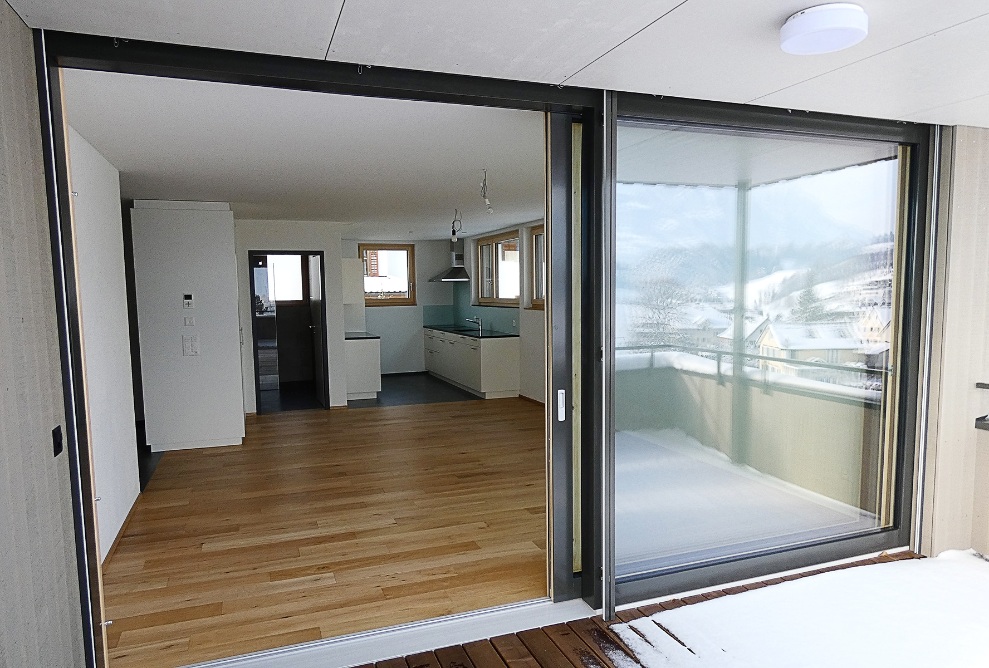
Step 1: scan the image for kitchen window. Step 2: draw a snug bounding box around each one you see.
[358,243,416,306]
[530,225,545,309]
[477,230,520,306]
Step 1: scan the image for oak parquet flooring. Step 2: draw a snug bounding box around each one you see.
[103,399,547,668]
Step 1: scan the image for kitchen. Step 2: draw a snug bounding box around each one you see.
[340,221,547,407]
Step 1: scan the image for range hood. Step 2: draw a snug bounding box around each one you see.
[429,239,470,282]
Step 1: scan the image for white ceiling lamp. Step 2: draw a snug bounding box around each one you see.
[780,4,869,55]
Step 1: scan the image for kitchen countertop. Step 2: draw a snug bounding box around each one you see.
[423,324,519,339]
[344,331,380,340]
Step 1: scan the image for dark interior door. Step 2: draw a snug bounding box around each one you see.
[308,254,328,407]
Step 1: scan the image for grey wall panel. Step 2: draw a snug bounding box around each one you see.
[0,2,85,665]
[924,126,989,556]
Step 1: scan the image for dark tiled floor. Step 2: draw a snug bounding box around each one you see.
[259,380,323,413]
[348,372,481,408]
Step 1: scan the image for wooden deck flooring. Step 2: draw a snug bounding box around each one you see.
[359,551,921,668]
[102,399,547,668]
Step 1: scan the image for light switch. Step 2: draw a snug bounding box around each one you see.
[182,334,200,357]
[184,316,196,327]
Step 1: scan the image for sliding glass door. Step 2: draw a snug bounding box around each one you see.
[605,108,926,605]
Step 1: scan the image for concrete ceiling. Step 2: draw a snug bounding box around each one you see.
[10,0,989,128]
[62,69,545,240]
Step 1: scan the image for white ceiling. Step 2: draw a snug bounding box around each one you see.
[10,0,989,128]
[617,123,897,187]
[62,69,545,239]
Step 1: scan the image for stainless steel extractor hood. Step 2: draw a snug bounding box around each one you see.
[429,239,470,282]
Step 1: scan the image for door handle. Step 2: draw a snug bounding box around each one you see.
[557,389,567,422]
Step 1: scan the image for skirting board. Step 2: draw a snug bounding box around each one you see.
[427,372,519,400]
[102,493,140,565]
[151,436,243,452]
[347,392,378,400]
[186,598,594,668]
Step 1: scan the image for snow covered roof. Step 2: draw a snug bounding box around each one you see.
[681,304,731,330]
[718,317,769,341]
[761,322,861,350]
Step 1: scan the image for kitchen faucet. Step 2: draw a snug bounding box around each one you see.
[465,316,482,334]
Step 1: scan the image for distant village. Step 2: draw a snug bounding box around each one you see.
[619,240,894,391]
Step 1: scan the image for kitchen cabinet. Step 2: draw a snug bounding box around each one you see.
[345,334,381,400]
[342,258,366,305]
[423,328,518,398]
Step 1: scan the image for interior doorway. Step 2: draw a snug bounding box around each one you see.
[249,251,329,413]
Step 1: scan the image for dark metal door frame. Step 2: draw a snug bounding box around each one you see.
[35,31,600,666]
[600,92,933,614]
[247,250,330,415]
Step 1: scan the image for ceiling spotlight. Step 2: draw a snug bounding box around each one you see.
[450,209,463,243]
[780,3,868,56]
[481,169,493,214]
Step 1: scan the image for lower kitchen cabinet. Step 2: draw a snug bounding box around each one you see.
[345,337,381,400]
[423,328,519,398]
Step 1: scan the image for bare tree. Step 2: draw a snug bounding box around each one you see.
[629,251,693,347]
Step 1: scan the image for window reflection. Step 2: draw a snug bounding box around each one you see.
[614,123,902,578]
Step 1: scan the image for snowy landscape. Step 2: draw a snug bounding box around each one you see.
[616,160,898,395]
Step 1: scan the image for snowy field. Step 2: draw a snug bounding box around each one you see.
[616,429,878,576]
[611,550,989,667]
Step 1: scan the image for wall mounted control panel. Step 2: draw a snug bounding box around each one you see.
[182,334,200,357]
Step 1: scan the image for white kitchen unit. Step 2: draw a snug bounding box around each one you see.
[342,258,366,305]
[345,333,381,400]
[423,327,520,399]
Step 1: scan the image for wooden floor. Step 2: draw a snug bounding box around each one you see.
[103,399,547,668]
[361,551,922,668]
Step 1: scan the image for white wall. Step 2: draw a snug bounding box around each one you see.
[67,127,140,561]
[922,126,989,556]
[237,219,347,410]
[342,239,453,374]
[131,202,245,450]
[519,307,545,402]
[519,222,546,402]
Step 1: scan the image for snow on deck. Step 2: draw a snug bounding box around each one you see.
[612,550,989,667]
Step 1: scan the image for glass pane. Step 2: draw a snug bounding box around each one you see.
[533,233,546,301]
[267,254,303,301]
[252,260,279,391]
[480,243,494,299]
[614,121,900,579]
[496,238,520,300]
[363,248,410,299]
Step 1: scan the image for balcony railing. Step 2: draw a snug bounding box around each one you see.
[616,343,886,404]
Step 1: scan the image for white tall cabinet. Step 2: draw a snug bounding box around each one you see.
[131,201,245,451]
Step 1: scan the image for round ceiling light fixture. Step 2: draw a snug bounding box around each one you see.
[780,3,869,55]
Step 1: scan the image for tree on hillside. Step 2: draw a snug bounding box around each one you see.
[629,250,693,347]
[791,286,829,322]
